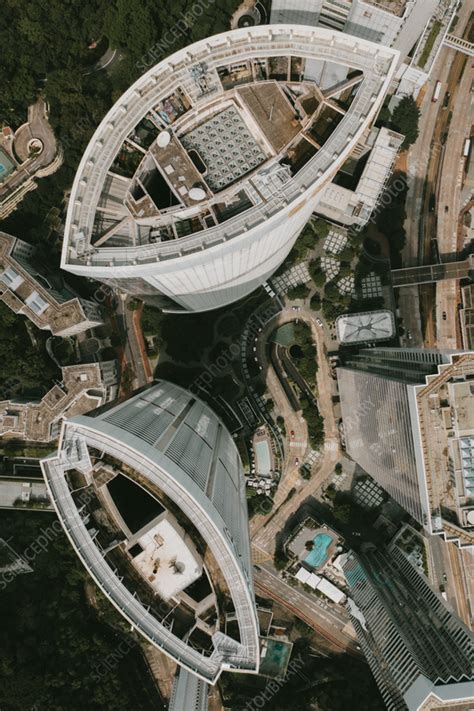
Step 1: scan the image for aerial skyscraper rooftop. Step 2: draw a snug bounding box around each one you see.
[342,546,474,711]
[40,381,259,683]
[61,24,399,312]
[337,348,474,548]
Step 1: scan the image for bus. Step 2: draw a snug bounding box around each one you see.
[432,80,442,103]
[463,138,471,158]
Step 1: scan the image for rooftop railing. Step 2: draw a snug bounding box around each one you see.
[63,26,398,270]
[42,423,260,679]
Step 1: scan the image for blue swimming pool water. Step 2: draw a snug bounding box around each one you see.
[304,533,333,569]
[255,440,271,476]
[0,149,15,181]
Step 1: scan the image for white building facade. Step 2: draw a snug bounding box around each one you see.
[61,25,398,313]
[41,381,259,683]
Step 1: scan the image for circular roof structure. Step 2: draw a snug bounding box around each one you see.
[189,186,207,201]
[157,130,171,147]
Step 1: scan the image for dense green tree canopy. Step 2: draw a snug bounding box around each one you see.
[0,513,161,711]
[0,0,240,247]
[0,303,58,393]
[390,96,420,149]
[1,0,108,122]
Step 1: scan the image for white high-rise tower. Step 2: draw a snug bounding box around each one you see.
[41,381,259,683]
[61,25,398,312]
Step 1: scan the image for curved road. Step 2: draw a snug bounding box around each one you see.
[250,304,340,550]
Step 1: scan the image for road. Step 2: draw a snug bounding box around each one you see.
[428,535,473,630]
[436,52,474,348]
[254,563,359,654]
[270,343,301,411]
[277,343,316,405]
[252,306,340,520]
[117,296,153,392]
[250,304,340,552]
[401,1,473,347]
[14,98,58,167]
[252,309,309,500]
[83,47,120,75]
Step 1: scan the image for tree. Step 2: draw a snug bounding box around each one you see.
[310,292,321,311]
[333,502,352,524]
[105,0,158,64]
[334,245,355,262]
[274,548,288,570]
[390,96,420,149]
[324,281,340,301]
[312,271,326,288]
[321,299,340,322]
[375,171,408,265]
[287,283,311,300]
[309,257,322,281]
[127,298,141,311]
[312,219,331,239]
[300,464,312,480]
[0,511,158,711]
[0,303,58,390]
[338,261,352,279]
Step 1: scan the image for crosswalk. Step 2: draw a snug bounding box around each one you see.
[289,439,306,449]
[251,544,271,564]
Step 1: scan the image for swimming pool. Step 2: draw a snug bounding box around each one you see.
[304,532,333,569]
[0,149,15,182]
[254,439,271,476]
[259,638,293,678]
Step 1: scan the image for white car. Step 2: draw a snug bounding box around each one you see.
[316,318,323,327]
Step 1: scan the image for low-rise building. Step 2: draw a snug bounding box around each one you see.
[0,99,63,219]
[336,310,395,344]
[286,520,340,571]
[0,361,118,442]
[460,283,474,350]
[294,566,347,603]
[316,127,404,227]
[0,231,103,336]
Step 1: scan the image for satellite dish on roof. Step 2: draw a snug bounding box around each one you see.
[467,510,474,525]
[189,187,206,201]
[157,131,171,148]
